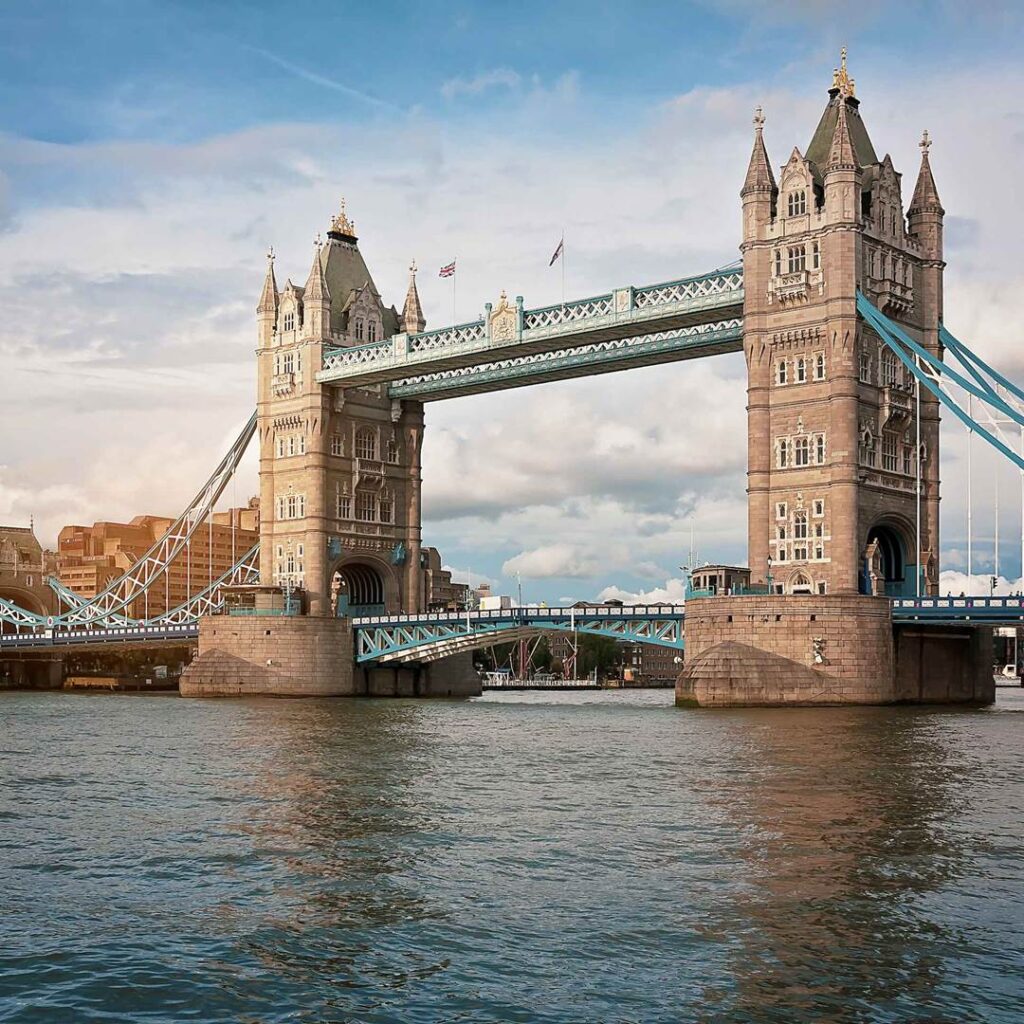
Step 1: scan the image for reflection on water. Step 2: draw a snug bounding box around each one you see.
[0,689,1022,1022]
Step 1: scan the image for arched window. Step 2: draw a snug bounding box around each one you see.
[815,352,826,380]
[283,312,295,332]
[796,357,806,383]
[860,430,876,467]
[386,438,399,463]
[794,436,810,466]
[811,241,820,270]
[778,438,790,469]
[368,321,377,343]
[794,512,808,540]
[791,573,813,594]
[777,361,788,386]
[787,245,806,273]
[881,350,898,387]
[355,427,377,461]
[774,250,782,276]
[815,434,826,464]
[355,318,365,342]
[787,190,807,216]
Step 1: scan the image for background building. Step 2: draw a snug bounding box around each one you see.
[57,500,259,618]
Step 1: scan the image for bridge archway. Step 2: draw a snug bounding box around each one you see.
[0,587,51,633]
[330,556,398,617]
[863,520,913,597]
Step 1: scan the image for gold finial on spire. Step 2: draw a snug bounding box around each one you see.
[330,197,355,237]
[833,47,855,98]
[920,129,931,154]
[753,105,765,130]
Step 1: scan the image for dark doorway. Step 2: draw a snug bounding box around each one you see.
[332,563,386,618]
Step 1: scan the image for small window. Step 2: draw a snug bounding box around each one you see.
[355,492,377,522]
[368,322,377,343]
[355,319,364,341]
[337,495,351,519]
[298,435,306,456]
[796,358,806,383]
[814,353,825,380]
[777,547,788,562]
[811,241,820,270]
[817,582,827,595]
[277,436,285,458]
[794,512,808,540]
[776,502,787,519]
[859,348,873,384]
[283,352,294,375]
[777,361,788,385]
[815,434,826,464]
[787,245,806,273]
[380,496,393,523]
[773,250,782,276]
[386,438,399,463]
[330,435,343,457]
[812,499,824,517]
[283,312,295,332]
[777,526,787,541]
[787,190,807,216]
[287,436,296,457]
[778,439,790,469]
[860,431,876,467]
[882,434,898,473]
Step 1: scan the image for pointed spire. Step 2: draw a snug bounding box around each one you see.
[257,246,279,314]
[304,236,330,302]
[825,93,858,172]
[909,130,943,214]
[741,106,777,196]
[402,259,426,334]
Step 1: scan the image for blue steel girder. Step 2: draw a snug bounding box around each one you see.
[386,320,743,402]
[317,270,743,389]
[892,596,1024,624]
[353,606,685,664]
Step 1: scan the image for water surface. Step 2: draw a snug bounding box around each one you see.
[1,688,1023,1022]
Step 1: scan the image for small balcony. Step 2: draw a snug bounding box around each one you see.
[881,383,913,430]
[767,268,824,305]
[271,372,295,395]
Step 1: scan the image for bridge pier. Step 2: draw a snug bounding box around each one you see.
[179,615,481,698]
[677,595,993,707]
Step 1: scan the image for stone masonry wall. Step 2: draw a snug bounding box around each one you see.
[679,594,897,705]
[180,615,354,697]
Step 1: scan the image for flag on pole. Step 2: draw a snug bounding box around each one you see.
[439,260,456,278]
[549,237,564,266]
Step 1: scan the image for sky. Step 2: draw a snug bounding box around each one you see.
[2,0,1024,602]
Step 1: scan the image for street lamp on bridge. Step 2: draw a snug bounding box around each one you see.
[766,555,774,596]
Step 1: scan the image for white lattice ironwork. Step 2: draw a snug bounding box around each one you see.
[408,322,486,354]
[523,295,615,329]
[634,271,743,308]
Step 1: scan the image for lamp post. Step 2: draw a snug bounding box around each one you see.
[766,555,774,596]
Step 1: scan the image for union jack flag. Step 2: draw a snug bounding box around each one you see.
[439,260,456,278]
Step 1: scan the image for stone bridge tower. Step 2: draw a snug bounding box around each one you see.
[256,204,430,617]
[741,52,943,597]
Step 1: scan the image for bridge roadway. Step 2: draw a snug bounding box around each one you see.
[317,269,744,399]
[2,598,1023,660]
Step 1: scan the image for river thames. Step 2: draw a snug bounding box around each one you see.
[1,688,1023,1023]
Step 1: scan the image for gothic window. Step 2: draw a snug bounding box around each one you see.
[287,495,297,518]
[881,350,899,387]
[794,436,810,467]
[277,436,285,458]
[811,241,820,270]
[282,352,294,374]
[774,250,782,276]
[355,427,377,461]
[867,249,876,278]
[776,502,787,519]
[283,312,295,332]
[815,434,826,464]
[286,551,295,575]
[813,499,824,517]
[880,252,889,279]
[777,547,788,562]
[787,246,806,273]
[386,438,399,464]
[777,361,788,386]
[368,321,377,343]
[355,318,365,342]
[778,439,790,469]
[777,526,787,541]
[787,190,807,216]
[796,358,806,383]
[287,436,296,457]
[814,352,825,380]
[330,435,343,457]
[380,496,393,523]
[355,492,377,522]
[337,494,351,519]
[298,434,306,455]
[882,434,898,473]
[794,511,808,540]
[274,354,281,376]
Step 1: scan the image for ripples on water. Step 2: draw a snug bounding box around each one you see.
[1,688,1023,1023]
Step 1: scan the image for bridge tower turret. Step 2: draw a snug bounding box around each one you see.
[742,52,942,597]
[255,202,430,618]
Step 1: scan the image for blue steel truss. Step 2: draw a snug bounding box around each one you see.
[318,269,743,389]
[353,605,685,664]
[388,321,743,401]
[892,597,1024,624]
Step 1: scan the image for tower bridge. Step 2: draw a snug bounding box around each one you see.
[0,54,1013,704]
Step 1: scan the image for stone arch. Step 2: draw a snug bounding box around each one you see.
[862,516,915,597]
[0,586,52,633]
[328,554,400,617]
[788,571,813,595]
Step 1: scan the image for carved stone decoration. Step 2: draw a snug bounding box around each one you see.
[489,291,518,343]
[614,288,631,313]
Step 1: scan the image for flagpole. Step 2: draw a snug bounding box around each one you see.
[452,259,456,325]
[561,230,565,308]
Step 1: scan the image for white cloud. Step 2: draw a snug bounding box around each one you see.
[503,544,602,579]
[938,571,1024,597]
[440,68,521,100]
[597,577,689,605]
